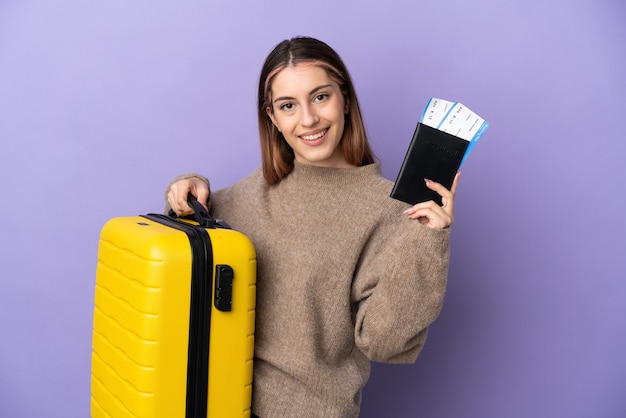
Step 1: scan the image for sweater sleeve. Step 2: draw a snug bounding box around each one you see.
[351,218,450,364]
[163,173,211,214]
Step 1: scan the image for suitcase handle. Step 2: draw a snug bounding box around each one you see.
[168,198,232,229]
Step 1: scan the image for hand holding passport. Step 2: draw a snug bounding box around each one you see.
[390,98,489,205]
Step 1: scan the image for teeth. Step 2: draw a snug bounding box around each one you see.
[301,130,326,141]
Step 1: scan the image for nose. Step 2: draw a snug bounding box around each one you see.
[300,103,319,128]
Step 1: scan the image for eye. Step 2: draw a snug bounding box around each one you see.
[279,102,294,111]
[314,93,329,102]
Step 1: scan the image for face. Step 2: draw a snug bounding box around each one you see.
[267,64,352,168]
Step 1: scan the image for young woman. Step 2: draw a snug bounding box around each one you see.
[166,36,459,418]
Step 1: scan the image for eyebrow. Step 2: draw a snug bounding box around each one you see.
[272,84,334,104]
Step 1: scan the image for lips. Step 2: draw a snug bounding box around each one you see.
[300,129,327,142]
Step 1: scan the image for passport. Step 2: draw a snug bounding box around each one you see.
[390,98,489,205]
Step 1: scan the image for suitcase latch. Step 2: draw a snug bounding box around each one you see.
[214,265,234,312]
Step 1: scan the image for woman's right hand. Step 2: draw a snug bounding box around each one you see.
[167,177,210,216]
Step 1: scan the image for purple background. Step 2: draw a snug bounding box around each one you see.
[1,1,625,417]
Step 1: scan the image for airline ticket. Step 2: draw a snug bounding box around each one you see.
[420,97,489,165]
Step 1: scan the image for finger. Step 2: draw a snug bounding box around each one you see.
[193,186,210,210]
[424,177,457,211]
[409,208,452,229]
[404,201,453,229]
[424,178,453,200]
[169,182,195,215]
[406,204,445,221]
[404,199,438,214]
[450,171,461,195]
[168,193,186,216]
[440,172,461,215]
[404,201,446,220]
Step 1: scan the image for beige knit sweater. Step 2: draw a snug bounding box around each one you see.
[167,162,450,418]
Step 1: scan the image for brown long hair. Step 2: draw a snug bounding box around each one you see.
[258,36,376,185]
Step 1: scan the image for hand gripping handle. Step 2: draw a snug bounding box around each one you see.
[168,196,231,229]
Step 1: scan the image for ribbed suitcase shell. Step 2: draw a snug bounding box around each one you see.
[90,214,256,417]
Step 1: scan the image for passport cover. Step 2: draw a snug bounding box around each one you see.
[390,122,469,206]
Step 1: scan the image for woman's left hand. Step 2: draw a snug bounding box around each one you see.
[403,172,460,229]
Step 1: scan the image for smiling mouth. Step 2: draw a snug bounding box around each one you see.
[300,129,327,141]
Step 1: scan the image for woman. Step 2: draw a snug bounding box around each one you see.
[167,36,458,418]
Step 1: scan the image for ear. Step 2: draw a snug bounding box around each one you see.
[267,106,281,132]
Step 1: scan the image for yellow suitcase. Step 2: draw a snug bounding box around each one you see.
[90,203,256,417]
